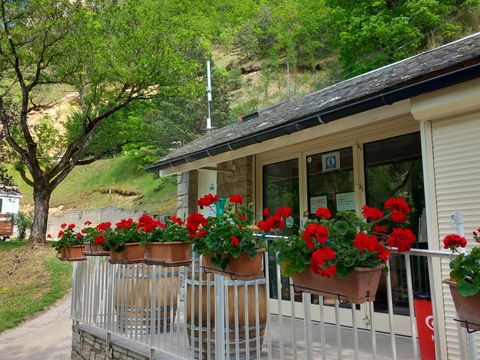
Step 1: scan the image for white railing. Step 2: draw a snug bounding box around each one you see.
[71,246,479,360]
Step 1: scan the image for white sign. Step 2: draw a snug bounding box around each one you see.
[336,192,355,211]
[322,151,340,171]
[310,195,328,213]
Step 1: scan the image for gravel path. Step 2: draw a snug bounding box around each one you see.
[0,295,72,360]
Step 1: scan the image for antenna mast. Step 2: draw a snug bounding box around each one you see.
[206,60,212,131]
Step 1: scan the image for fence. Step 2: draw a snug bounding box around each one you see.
[71,243,480,360]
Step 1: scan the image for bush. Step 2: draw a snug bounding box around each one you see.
[8,212,33,240]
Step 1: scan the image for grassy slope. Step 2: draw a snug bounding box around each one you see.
[10,155,177,215]
[0,242,72,333]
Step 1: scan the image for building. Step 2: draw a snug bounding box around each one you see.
[147,33,480,359]
[0,184,22,239]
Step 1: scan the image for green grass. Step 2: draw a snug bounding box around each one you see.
[0,241,27,252]
[10,155,177,215]
[0,246,72,333]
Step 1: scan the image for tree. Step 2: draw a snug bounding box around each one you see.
[0,0,198,242]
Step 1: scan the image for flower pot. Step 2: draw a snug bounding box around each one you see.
[443,279,480,331]
[109,243,144,264]
[83,243,109,256]
[59,245,86,261]
[144,242,192,267]
[292,265,385,304]
[202,249,265,280]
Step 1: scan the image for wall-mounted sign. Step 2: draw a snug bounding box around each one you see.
[322,151,340,171]
[310,195,328,213]
[336,192,355,211]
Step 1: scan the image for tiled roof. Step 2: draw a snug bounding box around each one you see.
[149,32,480,171]
[0,184,22,197]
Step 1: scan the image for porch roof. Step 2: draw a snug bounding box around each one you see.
[0,184,22,198]
[147,32,480,173]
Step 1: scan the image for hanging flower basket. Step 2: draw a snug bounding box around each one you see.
[443,279,480,331]
[144,242,192,267]
[109,243,145,264]
[83,243,109,256]
[202,249,265,280]
[59,245,86,261]
[292,264,385,304]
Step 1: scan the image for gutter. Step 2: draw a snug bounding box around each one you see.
[146,62,480,172]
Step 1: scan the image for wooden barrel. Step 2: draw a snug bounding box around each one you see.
[186,270,267,359]
[114,265,179,334]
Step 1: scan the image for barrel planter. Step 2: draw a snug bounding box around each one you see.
[114,265,179,334]
[202,249,266,280]
[109,243,144,264]
[144,242,192,267]
[59,245,86,261]
[186,271,267,359]
[444,279,480,331]
[83,243,109,256]
[292,265,385,304]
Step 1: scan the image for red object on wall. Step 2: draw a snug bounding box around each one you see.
[414,295,436,360]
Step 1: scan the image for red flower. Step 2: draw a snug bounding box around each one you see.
[60,223,67,229]
[269,215,285,229]
[384,197,411,215]
[302,223,329,248]
[390,210,408,223]
[47,234,52,239]
[58,230,65,238]
[315,208,331,219]
[76,233,83,239]
[317,265,337,278]
[230,236,240,247]
[229,194,243,205]
[257,220,271,232]
[353,233,377,252]
[310,247,336,277]
[95,236,105,245]
[96,222,112,230]
[443,234,467,250]
[276,206,292,218]
[361,205,384,221]
[263,208,270,217]
[375,243,391,261]
[84,221,92,226]
[186,213,208,236]
[374,225,388,233]
[195,229,207,238]
[116,218,134,229]
[387,228,416,252]
[198,194,220,209]
[68,224,75,230]
[170,216,184,226]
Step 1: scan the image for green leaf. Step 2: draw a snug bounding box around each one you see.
[456,278,480,297]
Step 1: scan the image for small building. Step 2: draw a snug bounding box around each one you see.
[0,184,22,239]
[148,33,480,359]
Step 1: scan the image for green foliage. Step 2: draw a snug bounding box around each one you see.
[52,227,84,252]
[7,212,33,241]
[450,247,480,297]
[0,165,14,185]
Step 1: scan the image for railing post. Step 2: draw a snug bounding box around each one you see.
[215,273,226,360]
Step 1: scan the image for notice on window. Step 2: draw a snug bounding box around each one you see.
[310,195,328,213]
[322,151,340,171]
[336,192,355,211]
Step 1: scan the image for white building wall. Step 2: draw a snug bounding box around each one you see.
[0,195,20,215]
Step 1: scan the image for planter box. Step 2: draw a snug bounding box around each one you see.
[444,279,480,331]
[145,242,192,267]
[83,243,109,256]
[292,265,385,304]
[109,243,144,264]
[59,245,86,261]
[202,249,265,280]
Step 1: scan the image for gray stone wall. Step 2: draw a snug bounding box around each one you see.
[217,156,253,204]
[176,170,198,219]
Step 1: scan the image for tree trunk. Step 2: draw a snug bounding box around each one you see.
[29,188,52,243]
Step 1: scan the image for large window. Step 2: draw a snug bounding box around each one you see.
[364,132,429,315]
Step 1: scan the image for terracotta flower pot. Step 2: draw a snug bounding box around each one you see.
[59,245,86,261]
[109,243,144,264]
[83,243,109,256]
[202,249,265,280]
[144,242,192,267]
[443,279,480,331]
[292,264,386,304]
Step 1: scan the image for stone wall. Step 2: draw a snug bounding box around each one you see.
[217,156,253,204]
[176,170,198,218]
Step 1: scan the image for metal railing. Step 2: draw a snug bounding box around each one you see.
[71,247,479,360]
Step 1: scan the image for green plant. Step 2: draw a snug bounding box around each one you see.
[193,194,266,271]
[51,223,84,252]
[444,228,480,297]
[7,212,33,241]
[269,197,416,278]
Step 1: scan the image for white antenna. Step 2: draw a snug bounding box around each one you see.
[206,60,212,130]
[286,61,290,100]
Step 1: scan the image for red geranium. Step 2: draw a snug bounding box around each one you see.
[302,223,329,248]
[443,234,467,250]
[96,222,112,231]
[361,205,384,221]
[384,197,411,215]
[58,230,65,238]
[198,193,220,209]
[47,234,52,239]
[76,233,83,239]
[170,216,184,226]
[84,221,92,226]
[257,219,271,232]
[230,236,240,247]
[186,213,208,237]
[387,228,416,252]
[374,225,388,233]
[353,233,377,252]
[390,210,408,223]
[60,223,67,229]
[229,194,243,205]
[116,218,134,229]
[275,206,292,218]
[95,236,105,245]
[68,224,76,230]
[310,247,336,277]
[315,208,331,219]
[375,243,391,261]
[263,208,270,217]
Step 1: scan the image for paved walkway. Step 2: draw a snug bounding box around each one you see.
[0,295,72,360]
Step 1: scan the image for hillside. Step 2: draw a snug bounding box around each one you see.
[10,156,177,216]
